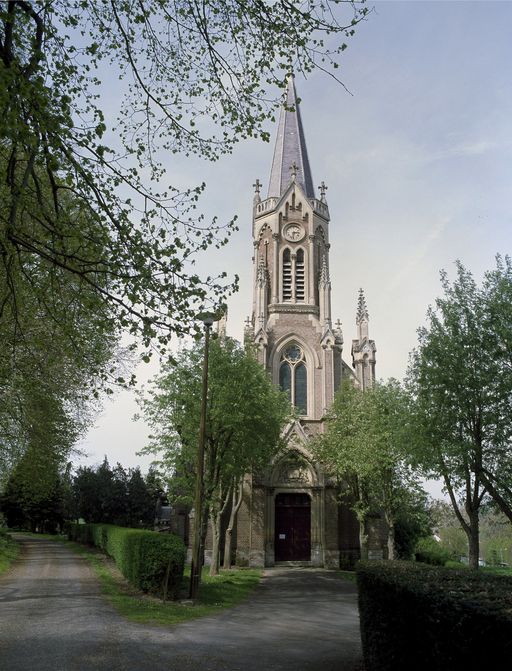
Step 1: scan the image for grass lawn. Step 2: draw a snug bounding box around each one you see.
[481,565,512,577]
[0,530,19,575]
[337,569,357,583]
[49,535,261,626]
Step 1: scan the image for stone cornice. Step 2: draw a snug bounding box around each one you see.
[268,303,320,316]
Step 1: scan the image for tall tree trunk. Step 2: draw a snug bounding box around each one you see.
[209,483,232,576]
[466,509,480,570]
[209,509,222,576]
[223,479,244,570]
[441,460,482,569]
[356,480,369,560]
[358,517,368,560]
[386,517,395,561]
[196,503,209,577]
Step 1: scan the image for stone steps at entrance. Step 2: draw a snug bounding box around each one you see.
[274,560,313,568]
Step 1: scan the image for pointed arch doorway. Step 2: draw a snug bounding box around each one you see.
[274,492,311,561]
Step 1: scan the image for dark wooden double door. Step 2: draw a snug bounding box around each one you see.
[274,493,311,561]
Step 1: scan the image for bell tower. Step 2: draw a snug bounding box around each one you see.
[236,77,380,569]
[248,76,343,419]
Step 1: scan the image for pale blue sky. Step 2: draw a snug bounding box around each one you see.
[78,1,512,485]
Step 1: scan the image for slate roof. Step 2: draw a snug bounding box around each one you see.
[267,77,315,199]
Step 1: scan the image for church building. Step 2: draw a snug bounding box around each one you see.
[234,77,381,568]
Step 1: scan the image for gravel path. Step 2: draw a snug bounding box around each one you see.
[0,534,362,671]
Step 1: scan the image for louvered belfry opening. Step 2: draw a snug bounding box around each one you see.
[295,248,305,301]
[282,247,306,303]
[282,248,292,300]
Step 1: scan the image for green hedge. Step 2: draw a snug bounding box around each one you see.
[0,528,19,574]
[357,561,512,671]
[67,523,185,598]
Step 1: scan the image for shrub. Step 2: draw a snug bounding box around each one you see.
[67,523,185,598]
[414,536,452,566]
[357,561,512,671]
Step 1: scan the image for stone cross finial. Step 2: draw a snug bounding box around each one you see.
[319,181,328,200]
[290,162,299,180]
[253,178,262,195]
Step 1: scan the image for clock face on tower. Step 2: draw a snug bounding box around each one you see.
[283,223,305,242]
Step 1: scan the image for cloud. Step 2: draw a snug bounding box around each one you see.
[382,215,451,299]
[446,139,496,158]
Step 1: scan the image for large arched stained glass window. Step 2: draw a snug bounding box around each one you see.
[279,345,308,414]
[279,361,291,402]
[294,363,307,414]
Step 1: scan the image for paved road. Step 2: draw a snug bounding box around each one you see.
[0,535,362,671]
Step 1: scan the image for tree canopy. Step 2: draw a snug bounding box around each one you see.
[72,459,155,527]
[406,257,512,568]
[139,336,291,573]
[1,0,368,481]
[314,379,424,560]
[0,0,368,353]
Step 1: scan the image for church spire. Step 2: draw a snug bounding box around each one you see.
[356,288,369,341]
[319,255,330,286]
[267,76,315,199]
[352,288,376,390]
[356,288,369,324]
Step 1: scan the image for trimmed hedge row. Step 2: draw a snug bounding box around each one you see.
[67,523,185,598]
[357,561,512,671]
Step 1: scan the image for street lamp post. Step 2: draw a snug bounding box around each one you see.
[189,315,214,600]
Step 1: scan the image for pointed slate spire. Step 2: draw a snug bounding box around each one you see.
[267,76,315,199]
[356,288,369,324]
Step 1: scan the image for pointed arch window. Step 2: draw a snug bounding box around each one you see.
[279,344,308,414]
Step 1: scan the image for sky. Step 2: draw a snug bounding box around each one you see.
[77,1,512,490]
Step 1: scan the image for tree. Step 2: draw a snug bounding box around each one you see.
[0,175,120,482]
[476,256,512,521]
[144,466,166,503]
[73,458,129,524]
[1,454,65,532]
[393,490,432,560]
[127,467,154,527]
[1,0,368,488]
[71,459,154,527]
[406,258,512,569]
[430,499,468,559]
[314,379,424,560]
[0,391,80,531]
[139,337,291,575]
[0,0,368,358]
